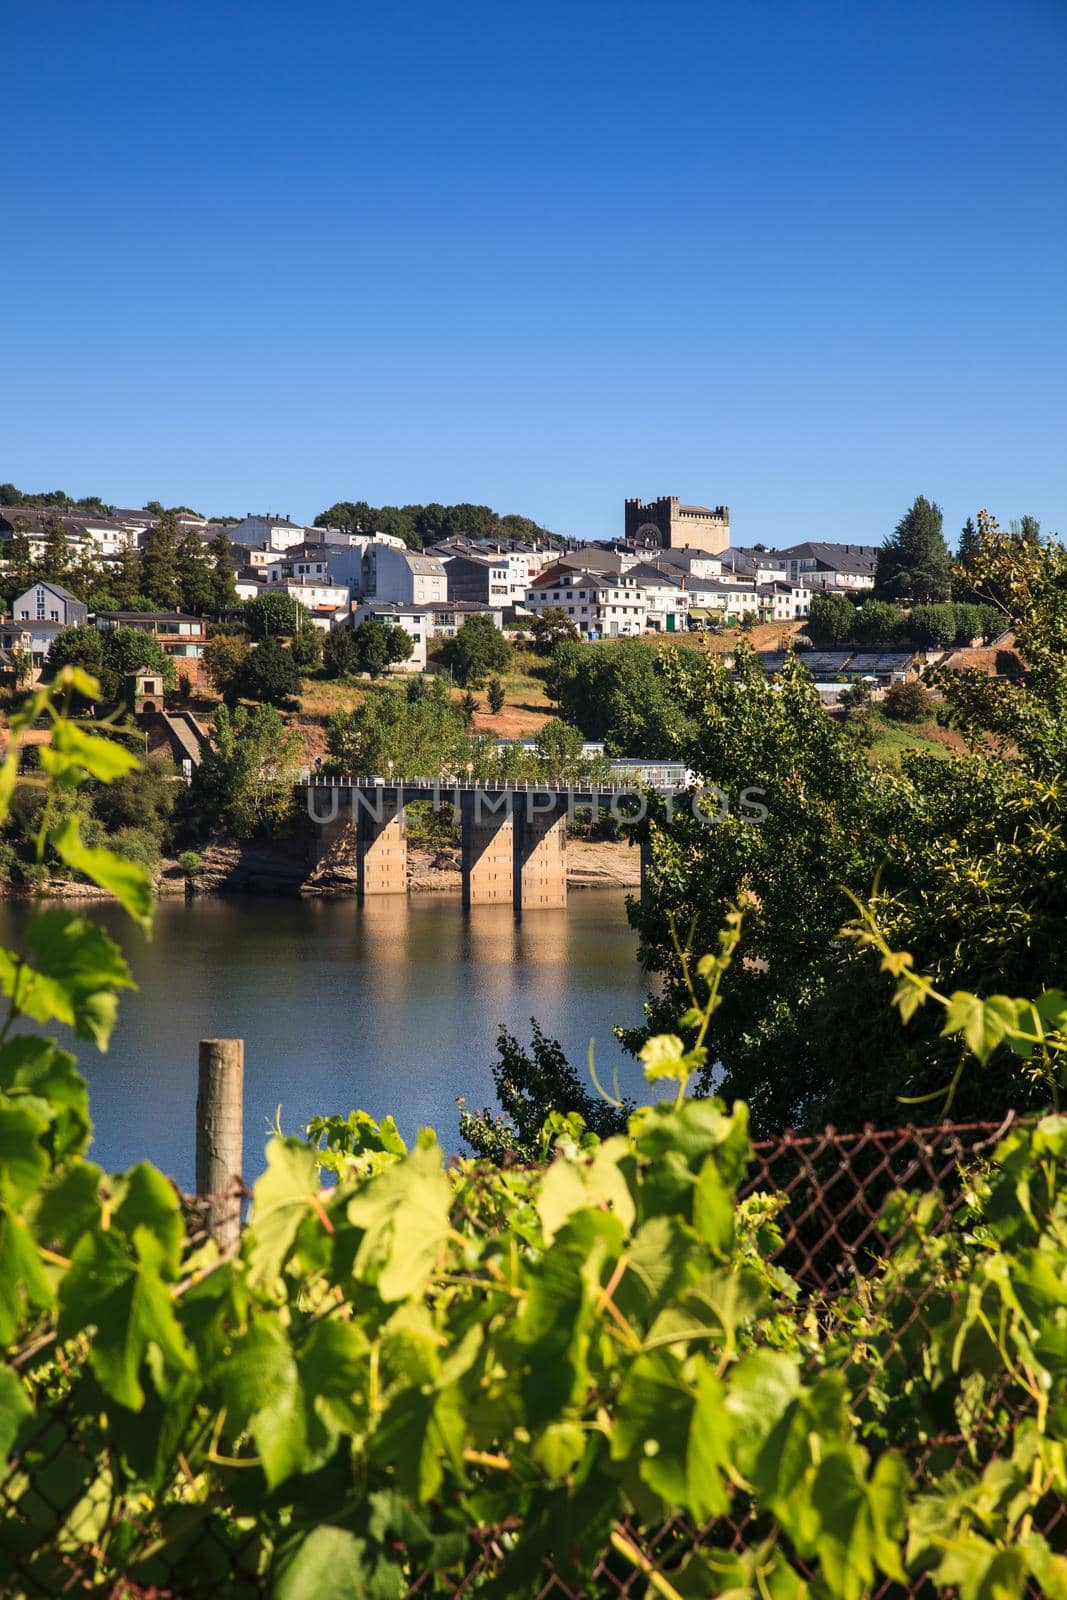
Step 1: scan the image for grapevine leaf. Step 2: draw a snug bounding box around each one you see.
[0,909,134,1049]
[111,1162,185,1279]
[0,1036,90,1161]
[0,1204,54,1344]
[219,1316,308,1489]
[686,1365,732,1520]
[347,1140,451,1302]
[0,1102,50,1204]
[58,1228,193,1409]
[49,817,153,931]
[536,1136,635,1244]
[942,992,1018,1066]
[246,1138,327,1289]
[272,1525,386,1600]
[47,721,141,783]
[0,1364,32,1461]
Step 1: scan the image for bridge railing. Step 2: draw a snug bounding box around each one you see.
[298,771,691,794]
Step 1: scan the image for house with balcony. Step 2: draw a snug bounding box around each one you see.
[94,612,208,681]
[525,568,650,638]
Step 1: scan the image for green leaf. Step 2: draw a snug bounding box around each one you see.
[272,1526,376,1600]
[536,1135,636,1244]
[0,1036,90,1161]
[0,1203,56,1344]
[347,1140,451,1302]
[685,1364,732,1520]
[31,1161,104,1255]
[58,1228,193,1409]
[0,1364,32,1461]
[942,991,1018,1066]
[219,1315,308,1489]
[112,1162,185,1278]
[48,721,141,782]
[0,909,134,1048]
[0,1103,50,1204]
[50,817,153,931]
[246,1138,327,1289]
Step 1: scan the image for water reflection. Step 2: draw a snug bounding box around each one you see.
[0,892,650,1190]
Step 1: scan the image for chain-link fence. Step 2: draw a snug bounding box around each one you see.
[1,1115,1056,1598]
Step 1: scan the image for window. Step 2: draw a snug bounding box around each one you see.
[36,588,46,619]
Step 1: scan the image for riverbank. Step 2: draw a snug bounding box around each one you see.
[0,834,642,901]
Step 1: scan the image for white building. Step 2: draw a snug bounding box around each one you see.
[525,568,649,638]
[227,514,309,552]
[649,546,725,581]
[625,563,690,633]
[776,542,877,592]
[362,543,448,606]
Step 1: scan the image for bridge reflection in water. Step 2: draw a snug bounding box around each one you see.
[302,777,687,911]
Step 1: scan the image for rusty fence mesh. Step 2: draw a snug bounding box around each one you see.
[1,1114,1058,1598]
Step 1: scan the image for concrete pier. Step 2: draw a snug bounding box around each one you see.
[357,793,408,896]
[461,791,515,906]
[513,797,568,910]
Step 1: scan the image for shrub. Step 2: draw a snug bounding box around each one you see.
[240,638,302,704]
[289,627,324,670]
[806,592,858,646]
[905,603,957,649]
[883,679,932,721]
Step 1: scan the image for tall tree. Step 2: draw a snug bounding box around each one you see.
[875,496,952,603]
[139,513,181,610]
[39,514,70,582]
[175,529,216,616]
[208,526,239,612]
[113,542,145,610]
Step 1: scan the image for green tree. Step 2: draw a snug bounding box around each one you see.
[853,598,902,645]
[208,525,240,612]
[487,676,506,714]
[875,495,952,603]
[806,592,857,646]
[322,625,358,678]
[100,627,175,698]
[529,607,580,654]
[203,632,251,700]
[545,638,697,756]
[244,590,309,639]
[533,717,586,779]
[626,635,1067,1134]
[289,625,323,670]
[325,684,468,776]
[46,624,104,679]
[439,614,513,687]
[240,638,302,704]
[111,542,145,610]
[39,513,70,582]
[883,680,932,721]
[461,691,478,727]
[185,701,301,838]
[139,512,181,610]
[460,1022,631,1160]
[175,528,216,616]
[905,603,957,649]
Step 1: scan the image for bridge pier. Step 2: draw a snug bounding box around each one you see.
[513,795,568,910]
[357,791,407,896]
[461,791,515,907]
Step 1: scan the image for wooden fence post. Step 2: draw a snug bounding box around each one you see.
[196,1039,244,1254]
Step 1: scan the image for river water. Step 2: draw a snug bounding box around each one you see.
[0,892,652,1189]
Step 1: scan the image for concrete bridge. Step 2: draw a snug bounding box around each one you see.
[301,774,686,910]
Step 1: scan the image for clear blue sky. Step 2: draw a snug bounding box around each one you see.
[2,0,1064,547]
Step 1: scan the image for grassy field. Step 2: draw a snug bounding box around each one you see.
[861,710,955,767]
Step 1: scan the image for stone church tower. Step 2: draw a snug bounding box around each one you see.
[624,496,730,555]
